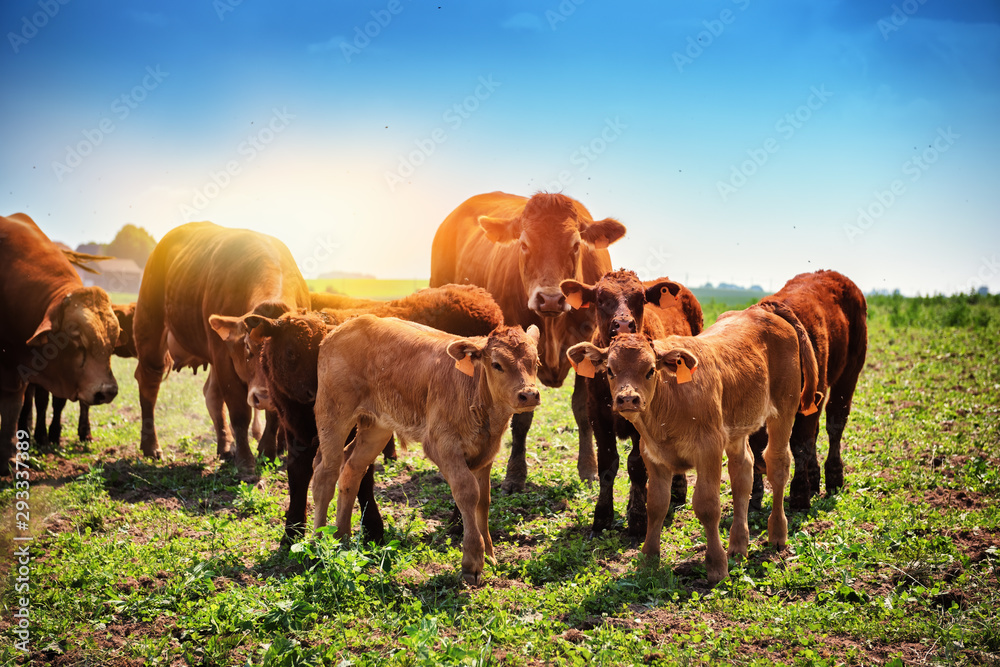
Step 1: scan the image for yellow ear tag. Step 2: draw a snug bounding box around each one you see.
[573,356,597,378]
[675,357,692,384]
[566,290,584,310]
[801,402,818,416]
[659,286,678,309]
[455,354,475,377]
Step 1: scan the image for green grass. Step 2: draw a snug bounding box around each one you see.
[2,295,998,665]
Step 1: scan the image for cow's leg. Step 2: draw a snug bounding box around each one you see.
[748,427,769,512]
[17,385,33,439]
[788,412,822,511]
[692,458,726,585]
[202,369,233,457]
[250,409,264,441]
[439,452,488,586]
[763,416,793,549]
[333,425,391,539]
[77,403,92,443]
[256,410,279,460]
[726,436,754,561]
[215,362,255,473]
[501,411,532,494]
[382,436,397,462]
[825,371,860,496]
[625,433,649,539]
[639,451,673,562]
[572,372,597,484]
[33,387,49,448]
[473,464,494,563]
[1,388,27,474]
[282,436,316,546]
[590,380,619,535]
[48,396,66,447]
[357,461,385,545]
[135,348,167,461]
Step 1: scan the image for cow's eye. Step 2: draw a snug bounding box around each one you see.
[520,241,529,254]
[77,347,87,369]
[646,367,655,380]
[492,361,504,372]
[572,240,580,254]
[606,368,615,380]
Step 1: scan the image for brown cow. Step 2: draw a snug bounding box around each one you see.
[133,221,308,472]
[749,270,868,511]
[308,291,381,310]
[561,270,704,539]
[1,213,120,472]
[430,191,626,492]
[567,299,819,584]
[313,315,540,585]
[214,284,505,544]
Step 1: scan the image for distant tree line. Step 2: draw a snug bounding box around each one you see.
[76,224,157,268]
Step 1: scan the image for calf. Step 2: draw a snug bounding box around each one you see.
[561,270,703,539]
[568,300,819,584]
[213,284,506,544]
[313,315,540,585]
[749,270,868,511]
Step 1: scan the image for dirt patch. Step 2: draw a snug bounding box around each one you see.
[923,487,989,511]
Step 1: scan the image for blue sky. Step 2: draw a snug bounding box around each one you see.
[2,0,998,295]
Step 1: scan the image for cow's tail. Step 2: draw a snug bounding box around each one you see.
[756,300,820,414]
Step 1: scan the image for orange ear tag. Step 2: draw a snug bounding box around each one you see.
[455,354,475,377]
[675,357,692,384]
[573,357,597,378]
[593,237,609,250]
[566,290,584,310]
[659,287,677,309]
[801,403,818,416]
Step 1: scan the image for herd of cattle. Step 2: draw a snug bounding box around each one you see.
[0,192,867,586]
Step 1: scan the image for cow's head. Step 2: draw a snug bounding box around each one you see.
[561,271,682,343]
[446,324,541,413]
[478,193,626,317]
[567,334,698,417]
[209,300,293,389]
[111,302,137,358]
[241,310,331,409]
[26,287,120,405]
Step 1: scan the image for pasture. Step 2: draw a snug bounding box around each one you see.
[1,294,998,666]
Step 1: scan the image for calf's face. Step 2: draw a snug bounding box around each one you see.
[112,302,137,358]
[447,325,542,413]
[244,312,330,407]
[561,273,683,342]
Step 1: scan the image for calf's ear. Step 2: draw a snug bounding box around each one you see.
[566,342,608,378]
[653,343,699,383]
[478,215,521,244]
[447,338,487,377]
[645,280,682,309]
[244,315,280,337]
[580,217,626,249]
[560,279,596,310]
[525,324,540,346]
[209,314,246,342]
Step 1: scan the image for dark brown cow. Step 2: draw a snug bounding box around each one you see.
[561,270,703,539]
[215,284,505,544]
[749,270,868,511]
[313,315,540,585]
[133,221,308,472]
[430,191,626,492]
[1,213,120,472]
[568,299,820,584]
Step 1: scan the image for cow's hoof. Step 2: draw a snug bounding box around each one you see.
[789,494,811,512]
[577,459,598,486]
[462,570,483,587]
[142,448,163,461]
[670,474,689,506]
[500,476,525,494]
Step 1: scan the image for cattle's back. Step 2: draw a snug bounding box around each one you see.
[645,281,704,338]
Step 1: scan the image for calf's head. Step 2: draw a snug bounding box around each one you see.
[567,334,698,417]
[477,193,626,317]
[240,311,331,408]
[26,287,120,405]
[209,301,292,389]
[111,302,137,358]
[446,324,541,413]
[561,272,682,342]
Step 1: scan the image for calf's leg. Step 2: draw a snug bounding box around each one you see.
[572,372,597,483]
[625,433,648,540]
[501,411,532,493]
[692,462,726,586]
[311,405,354,531]
[440,452,488,586]
[256,410,279,460]
[77,403,92,443]
[763,416,793,549]
[332,424,392,538]
[747,427,769,512]
[726,436,754,560]
[589,380,619,535]
[282,435,316,546]
[639,451,673,561]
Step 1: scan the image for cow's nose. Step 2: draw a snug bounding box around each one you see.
[615,393,641,411]
[610,318,636,336]
[92,382,118,405]
[248,388,270,410]
[534,292,566,315]
[517,387,540,407]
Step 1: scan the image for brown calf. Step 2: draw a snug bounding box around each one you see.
[749,270,868,511]
[561,270,704,539]
[313,315,540,585]
[568,300,819,584]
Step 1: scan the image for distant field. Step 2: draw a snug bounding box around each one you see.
[307,278,430,301]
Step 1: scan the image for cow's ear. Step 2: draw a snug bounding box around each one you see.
[580,217,626,249]
[525,324,540,346]
[26,300,65,346]
[566,342,608,378]
[653,343,698,380]
[447,338,487,377]
[478,215,521,244]
[560,279,597,310]
[244,315,280,337]
[26,318,54,347]
[645,280,682,309]
[209,314,246,342]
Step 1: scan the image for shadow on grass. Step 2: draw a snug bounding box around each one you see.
[96,456,246,514]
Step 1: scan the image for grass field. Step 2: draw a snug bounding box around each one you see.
[1,295,998,666]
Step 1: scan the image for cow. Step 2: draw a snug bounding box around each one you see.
[1,213,120,473]
[748,270,868,511]
[560,270,704,540]
[567,298,820,584]
[214,284,505,544]
[430,191,627,493]
[312,314,541,586]
[308,291,381,311]
[132,221,308,472]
